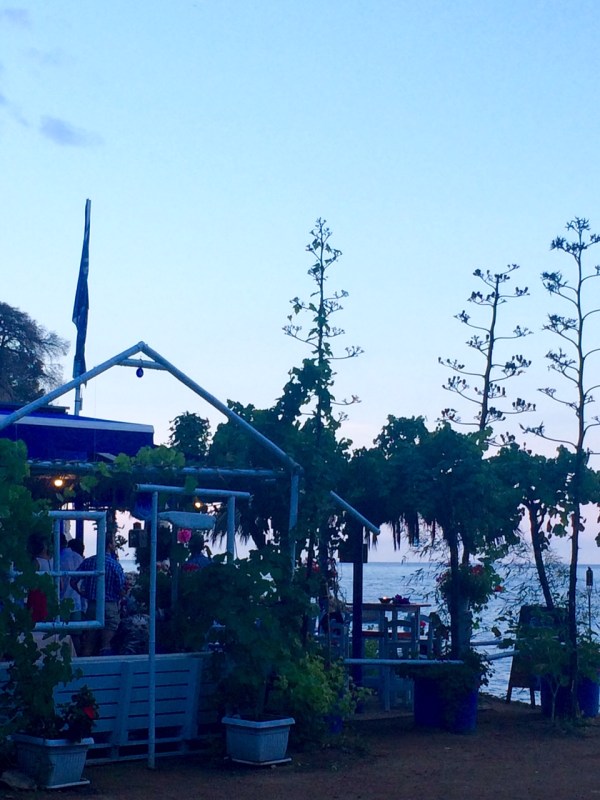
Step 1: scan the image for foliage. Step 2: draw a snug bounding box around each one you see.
[511,618,570,722]
[174,547,309,717]
[0,302,68,402]
[203,219,361,569]
[207,401,310,550]
[58,445,187,513]
[59,686,99,741]
[576,633,600,683]
[0,440,94,742]
[439,264,534,439]
[370,415,429,547]
[280,217,362,430]
[3,637,75,739]
[417,426,521,655]
[437,562,503,613]
[278,218,362,582]
[522,217,600,715]
[491,446,581,610]
[168,412,211,464]
[15,685,100,741]
[168,545,357,740]
[271,654,366,744]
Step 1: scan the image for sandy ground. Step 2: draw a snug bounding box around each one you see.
[4,696,600,800]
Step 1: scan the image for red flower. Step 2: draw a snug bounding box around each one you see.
[83,706,97,720]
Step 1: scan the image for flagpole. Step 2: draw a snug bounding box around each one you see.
[73,199,91,416]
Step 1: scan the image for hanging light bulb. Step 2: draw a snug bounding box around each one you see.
[53,477,65,489]
[136,365,144,378]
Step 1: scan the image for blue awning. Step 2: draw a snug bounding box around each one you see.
[0,406,154,461]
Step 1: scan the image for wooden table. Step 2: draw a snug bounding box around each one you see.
[348,602,432,711]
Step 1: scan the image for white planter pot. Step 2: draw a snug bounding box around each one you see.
[221,716,295,764]
[11,734,93,788]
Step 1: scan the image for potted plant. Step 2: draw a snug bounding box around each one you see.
[171,548,301,762]
[2,587,99,788]
[174,546,358,762]
[10,686,99,789]
[408,649,490,734]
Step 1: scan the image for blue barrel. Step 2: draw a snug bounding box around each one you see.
[540,679,570,717]
[446,689,478,734]
[413,677,444,728]
[578,677,600,718]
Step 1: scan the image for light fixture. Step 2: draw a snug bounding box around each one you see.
[53,477,65,489]
[136,365,144,378]
[193,497,206,511]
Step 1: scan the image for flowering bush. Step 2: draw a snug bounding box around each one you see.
[7,674,99,741]
[437,563,503,611]
[59,687,99,741]
[177,528,192,544]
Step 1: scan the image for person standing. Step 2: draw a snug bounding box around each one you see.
[182,533,212,571]
[72,538,125,656]
[60,533,84,653]
[26,533,53,623]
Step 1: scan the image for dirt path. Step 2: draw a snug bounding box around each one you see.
[5,697,600,800]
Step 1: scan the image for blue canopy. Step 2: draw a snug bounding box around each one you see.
[0,404,154,461]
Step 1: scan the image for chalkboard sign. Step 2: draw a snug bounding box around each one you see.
[506,605,567,707]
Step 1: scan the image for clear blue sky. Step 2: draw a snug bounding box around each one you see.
[2,1,600,561]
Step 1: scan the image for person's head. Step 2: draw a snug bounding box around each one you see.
[68,538,85,557]
[27,532,49,560]
[189,533,205,556]
[106,538,119,557]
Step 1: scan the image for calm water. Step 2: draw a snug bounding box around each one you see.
[336,560,600,700]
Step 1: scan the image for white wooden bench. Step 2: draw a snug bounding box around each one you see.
[62,652,215,762]
[1,652,217,763]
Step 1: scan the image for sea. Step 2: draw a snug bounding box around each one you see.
[334,560,600,701]
[118,556,600,702]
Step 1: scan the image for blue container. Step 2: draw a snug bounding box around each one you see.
[446,689,478,734]
[324,714,344,734]
[413,677,444,728]
[578,677,600,718]
[540,679,570,717]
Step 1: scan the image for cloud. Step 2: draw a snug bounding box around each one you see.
[0,93,29,126]
[28,48,66,68]
[0,8,31,27]
[39,116,103,147]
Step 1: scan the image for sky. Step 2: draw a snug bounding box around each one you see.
[2,0,600,561]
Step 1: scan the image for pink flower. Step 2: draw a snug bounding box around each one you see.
[177,528,192,544]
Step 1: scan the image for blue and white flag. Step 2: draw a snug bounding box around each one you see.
[72,199,91,378]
